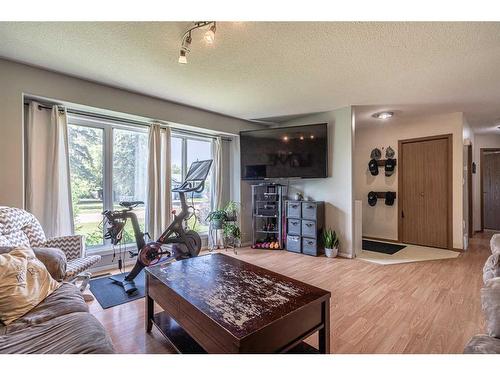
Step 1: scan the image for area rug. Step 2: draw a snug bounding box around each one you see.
[89,270,145,309]
[362,239,406,255]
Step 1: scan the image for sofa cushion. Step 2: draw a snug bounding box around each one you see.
[32,247,67,281]
[483,253,500,284]
[464,334,500,354]
[1,282,88,335]
[0,312,114,354]
[481,277,500,338]
[0,248,60,325]
[491,234,500,255]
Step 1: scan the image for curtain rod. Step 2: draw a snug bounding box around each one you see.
[24,102,234,141]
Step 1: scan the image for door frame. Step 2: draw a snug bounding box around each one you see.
[467,144,473,239]
[398,134,453,249]
[480,148,500,230]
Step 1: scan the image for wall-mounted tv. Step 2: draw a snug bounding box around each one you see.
[240,123,328,180]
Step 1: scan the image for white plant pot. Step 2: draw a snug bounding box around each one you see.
[325,247,338,258]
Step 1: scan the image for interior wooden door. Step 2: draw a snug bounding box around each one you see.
[400,136,451,248]
[482,151,500,230]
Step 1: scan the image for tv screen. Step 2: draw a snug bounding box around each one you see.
[240,123,328,180]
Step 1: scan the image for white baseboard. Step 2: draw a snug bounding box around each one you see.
[89,259,136,274]
[339,251,354,259]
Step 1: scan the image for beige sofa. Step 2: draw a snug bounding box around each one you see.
[464,233,500,354]
[0,247,114,354]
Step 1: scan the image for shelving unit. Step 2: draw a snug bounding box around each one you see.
[251,183,287,250]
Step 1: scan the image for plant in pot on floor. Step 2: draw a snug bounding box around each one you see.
[223,201,241,249]
[323,229,340,258]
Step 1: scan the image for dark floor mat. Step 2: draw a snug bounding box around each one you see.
[89,270,145,309]
[362,240,406,255]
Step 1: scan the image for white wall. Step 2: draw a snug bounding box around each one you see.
[274,107,355,257]
[472,133,500,231]
[354,112,465,249]
[0,58,261,208]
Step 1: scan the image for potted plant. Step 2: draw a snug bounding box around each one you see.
[223,222,241,245]
[223,201,239,222]
[206,210,228,230]
[323,229,340,258]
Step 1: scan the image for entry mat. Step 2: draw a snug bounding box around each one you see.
[89,270,145,309]
[362,240,406,255]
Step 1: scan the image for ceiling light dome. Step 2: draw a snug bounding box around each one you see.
[372,111,394,120]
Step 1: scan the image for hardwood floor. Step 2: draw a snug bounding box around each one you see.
[87,231,494,354]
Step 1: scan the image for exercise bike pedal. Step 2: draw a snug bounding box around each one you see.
[109,274,138,295]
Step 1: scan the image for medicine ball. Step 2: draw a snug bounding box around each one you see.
[368,158,379,176]
[385,191,396,206]
[385,158,396,176]
[368,191,378,206]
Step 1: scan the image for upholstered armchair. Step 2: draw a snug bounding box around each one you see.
[0,206,101,281]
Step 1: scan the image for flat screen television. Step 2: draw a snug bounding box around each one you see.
[240,123,328,180]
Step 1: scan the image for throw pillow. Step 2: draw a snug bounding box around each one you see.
[0,247,60,325]
[483,253,500,284]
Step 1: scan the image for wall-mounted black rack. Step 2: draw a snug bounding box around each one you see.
[374,159,397,167]
[367,191,397,206]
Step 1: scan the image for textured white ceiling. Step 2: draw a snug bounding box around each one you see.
[1,22,500,132]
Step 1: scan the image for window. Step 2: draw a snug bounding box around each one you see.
[68,125,105,247]
[68,117,148,249]
[171,134,213,234]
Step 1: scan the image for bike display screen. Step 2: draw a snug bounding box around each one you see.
[185,159,213,182]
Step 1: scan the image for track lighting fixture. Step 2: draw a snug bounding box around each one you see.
[204,23,216,44]
[178,50,187,64]
[178,21,217,64]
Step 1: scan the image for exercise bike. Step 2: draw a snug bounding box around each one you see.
[102,159,213,294]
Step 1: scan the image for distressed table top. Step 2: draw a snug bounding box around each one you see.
[146,253,330,339]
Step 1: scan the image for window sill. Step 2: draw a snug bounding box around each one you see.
[86,233,209,256]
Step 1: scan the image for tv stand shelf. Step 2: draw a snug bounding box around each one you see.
[251,183,287,250]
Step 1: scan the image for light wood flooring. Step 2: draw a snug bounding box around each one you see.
[87,231,495,354]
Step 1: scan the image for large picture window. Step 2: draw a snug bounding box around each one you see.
[68,117,148,249]
[68,117,214,249]
[171,134,213,234]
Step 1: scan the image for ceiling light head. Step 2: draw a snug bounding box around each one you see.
[204,23,216,44]
[178,50,187,64]
[372,111,394,120]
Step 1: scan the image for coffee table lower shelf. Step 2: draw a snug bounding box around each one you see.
[151,311,319,354]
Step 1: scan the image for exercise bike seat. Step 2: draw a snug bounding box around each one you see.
[119,201,144,208]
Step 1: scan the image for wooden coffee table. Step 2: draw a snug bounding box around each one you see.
[145,253,331,353]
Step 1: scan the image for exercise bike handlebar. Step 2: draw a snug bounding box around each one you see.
[172,180,205,194]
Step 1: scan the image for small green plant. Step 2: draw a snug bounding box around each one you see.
[206,210,228,222]
[224,201,239,214]
[323,229,340,249]
[206,210,228,229]
[223,223,241,240]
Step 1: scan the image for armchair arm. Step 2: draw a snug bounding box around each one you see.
[32,247,67,282]
[44,235,85,262]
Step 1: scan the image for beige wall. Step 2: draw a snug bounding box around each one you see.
[354,112,465,249]
[472,133,500,231]
[277,107,355,258]
[0,58,261,208]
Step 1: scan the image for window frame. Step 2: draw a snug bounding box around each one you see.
[67,117,214,254]
[68,115,149,253]
[171,132,215,234]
